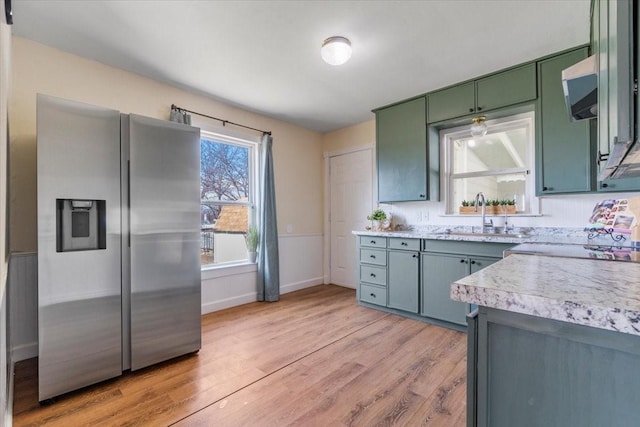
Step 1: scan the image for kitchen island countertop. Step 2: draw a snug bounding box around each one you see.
[451,254,640,336]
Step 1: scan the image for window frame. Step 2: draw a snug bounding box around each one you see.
[199,129,260,269]
[441,112,539,215]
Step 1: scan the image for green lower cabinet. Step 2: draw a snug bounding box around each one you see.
[469,256,500,274]
[387,250,419,313]
[470,308,640,427]
[421,253,469,325]
[422,253,500,326]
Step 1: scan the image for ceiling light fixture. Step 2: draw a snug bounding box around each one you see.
[470,116,488,137]
[321,36,352,66]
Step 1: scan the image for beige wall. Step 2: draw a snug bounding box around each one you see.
[323,119,375,154]
[9,36,324,252]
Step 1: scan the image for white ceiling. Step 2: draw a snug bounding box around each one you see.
[12,0,591,133]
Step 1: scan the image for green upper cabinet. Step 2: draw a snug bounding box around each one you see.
[537,47,594,195]
[592,0,640,192]
[427,82,475,123]
[476,64,537,112]
[427,63,537,123]
[376,97,430,202]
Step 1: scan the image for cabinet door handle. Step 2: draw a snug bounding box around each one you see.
[370,273,376,278]
[401,242,407,246]
[543,186,550,191]
[601,183,609,188]
[370,293,376,298]
[419,193,426,198]
[477,106,483,111]
[370,255,376,259]
[470,260,477,265]
[460,259,466,263]
[469,108,474,112]
[370,240,376,244]
[412,254,418,258]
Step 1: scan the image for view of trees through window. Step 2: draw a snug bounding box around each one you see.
[200,136,252,266]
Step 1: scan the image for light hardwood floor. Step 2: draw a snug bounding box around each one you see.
[13,285,467,426]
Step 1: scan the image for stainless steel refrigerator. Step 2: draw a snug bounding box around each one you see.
[37,95,201,401]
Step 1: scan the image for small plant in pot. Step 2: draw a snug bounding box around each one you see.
[459,200,475,214]
[367,209,387,230]
[245,225,259,263]
[499,199,517,214]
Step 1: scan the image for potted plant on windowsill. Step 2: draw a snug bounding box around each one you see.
[459,200,475,214]
[245,225,259,263]
[500,199,517,214]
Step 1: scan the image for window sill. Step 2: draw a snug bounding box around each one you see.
[201,261,258,280]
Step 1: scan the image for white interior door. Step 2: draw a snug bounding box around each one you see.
[329,149,373,288]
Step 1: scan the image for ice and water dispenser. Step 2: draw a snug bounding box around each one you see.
[56,199,107,252]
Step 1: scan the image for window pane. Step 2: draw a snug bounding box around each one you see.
[200,137,251,266]
[452,174,527,212]
[201,204,249,266]
[200,138,249,202]
[452,128,528,174]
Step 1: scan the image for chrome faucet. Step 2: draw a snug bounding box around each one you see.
[474,192,493,233]
[503,208,514,234]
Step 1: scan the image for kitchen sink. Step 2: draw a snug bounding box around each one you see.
[436,230,529,239]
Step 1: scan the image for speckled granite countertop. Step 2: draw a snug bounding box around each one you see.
[352,226,634,246]
[451,254,640,336]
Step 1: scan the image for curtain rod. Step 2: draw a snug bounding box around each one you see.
[171,104,271,136]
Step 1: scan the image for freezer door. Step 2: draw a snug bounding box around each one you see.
[128,114,201,370]
[37,94,122,401]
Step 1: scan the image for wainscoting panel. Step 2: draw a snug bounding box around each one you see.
[9,253,38,362]
[1,272,10,426]
[279,234,324,293]
[201,234,324,314]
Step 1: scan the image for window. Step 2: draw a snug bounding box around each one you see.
[200,131,258,267]
[441,112,537,214]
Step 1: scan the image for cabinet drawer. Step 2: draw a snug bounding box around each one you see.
[360,265,387,287]
[360,283,386,306]
[360,236,387,248]
[388,237,420,251]
[360,248,387,266]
